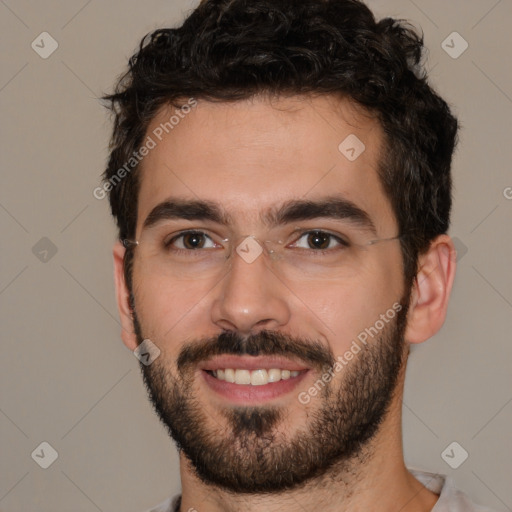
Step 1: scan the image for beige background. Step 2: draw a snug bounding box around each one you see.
[1,1,511,511]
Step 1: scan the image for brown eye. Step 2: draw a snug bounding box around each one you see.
[165,231,216,250]
[307,231,331,250]
[182,232,206,249]
[290,230,349,252]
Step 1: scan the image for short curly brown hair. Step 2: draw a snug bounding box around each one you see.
[102,0,458,289]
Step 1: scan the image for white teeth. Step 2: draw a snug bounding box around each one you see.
[234,369,251,385]
[250,369,268,386]
[267,368,281,382]
[211,368,302,385]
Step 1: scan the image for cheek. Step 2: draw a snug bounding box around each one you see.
[300,284,374,356]
[299,256,404,356]
[132,269,218,344]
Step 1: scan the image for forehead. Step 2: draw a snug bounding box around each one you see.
[136,94,396,233]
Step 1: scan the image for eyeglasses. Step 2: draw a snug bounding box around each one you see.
[123,223,402,282]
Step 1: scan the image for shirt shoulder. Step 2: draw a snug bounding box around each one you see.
[145,473,499,512]
[409,468,497,512]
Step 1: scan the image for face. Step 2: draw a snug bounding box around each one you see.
[124,95,409,492]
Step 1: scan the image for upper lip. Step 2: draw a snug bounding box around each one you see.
[200,355,310,372]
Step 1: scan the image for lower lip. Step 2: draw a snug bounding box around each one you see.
[202,370,309,404]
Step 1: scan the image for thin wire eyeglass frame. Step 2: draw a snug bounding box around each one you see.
[121,231,404,262]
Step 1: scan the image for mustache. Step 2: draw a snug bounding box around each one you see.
[177,330,335,372]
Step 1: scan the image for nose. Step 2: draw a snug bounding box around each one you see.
[210,242,291,335]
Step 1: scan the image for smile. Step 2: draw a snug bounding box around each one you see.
[200,356,311,403]
[208,368,303,385]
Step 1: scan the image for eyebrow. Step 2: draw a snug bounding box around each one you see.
[142,196,377,235]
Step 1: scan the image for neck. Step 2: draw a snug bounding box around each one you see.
[178,376,439,512]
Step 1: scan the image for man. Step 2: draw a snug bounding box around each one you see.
[102,1,494,510]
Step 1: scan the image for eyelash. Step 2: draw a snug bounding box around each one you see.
[163,229,350,255]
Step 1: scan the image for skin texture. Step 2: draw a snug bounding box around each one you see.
[113,94,456,512]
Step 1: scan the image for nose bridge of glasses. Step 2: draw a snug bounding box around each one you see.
[227,234,284,265]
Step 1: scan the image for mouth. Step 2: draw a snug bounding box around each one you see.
[207,368,303,385]
[200,355,310,404]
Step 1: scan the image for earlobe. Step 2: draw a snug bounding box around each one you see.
[113,241,139,351]
[405,235,457,344]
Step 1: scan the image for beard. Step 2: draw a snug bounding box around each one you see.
[132,296,409,494]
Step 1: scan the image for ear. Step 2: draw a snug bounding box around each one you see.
[405,235,457,344]
[113,241,139,351]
